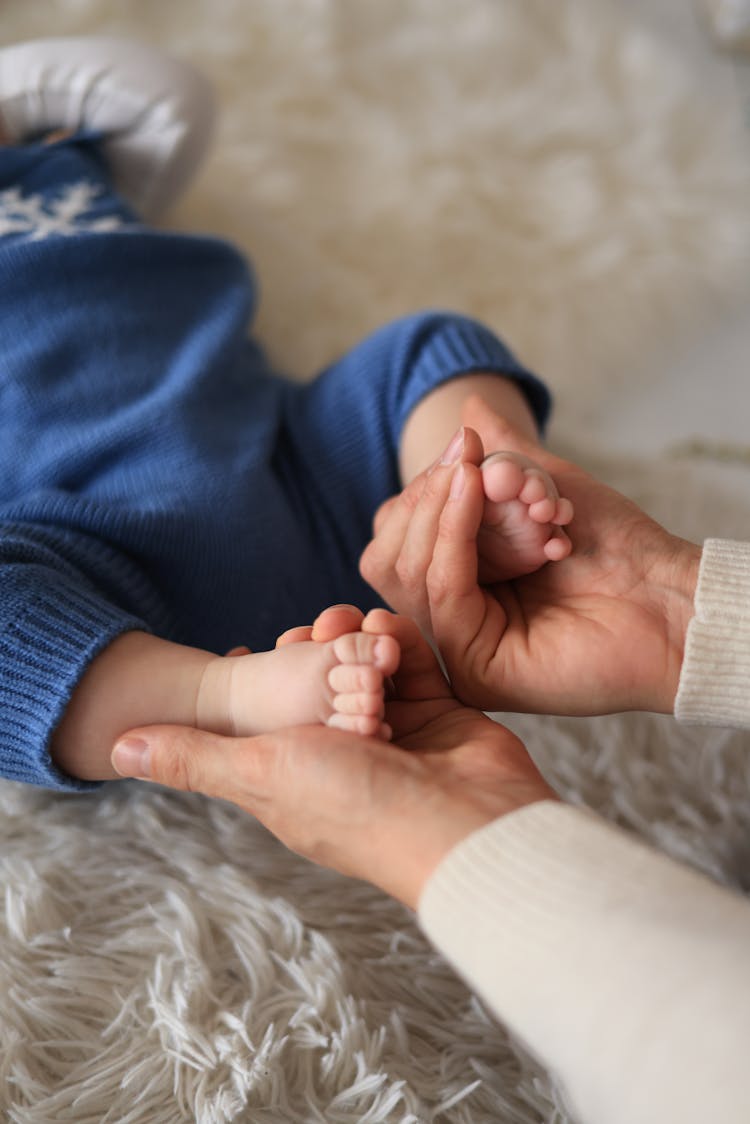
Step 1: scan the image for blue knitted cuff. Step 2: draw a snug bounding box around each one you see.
[0,580,149,791]
[404,314,551,436]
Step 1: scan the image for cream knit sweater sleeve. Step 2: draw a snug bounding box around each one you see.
[418,539,750,1124]
[675,539,750,725]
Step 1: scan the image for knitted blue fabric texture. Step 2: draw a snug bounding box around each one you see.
[0,136,551,790]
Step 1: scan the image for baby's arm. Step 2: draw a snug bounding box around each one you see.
[53,626,400,782]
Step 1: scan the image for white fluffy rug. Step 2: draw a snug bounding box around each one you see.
[2,1,750,1121]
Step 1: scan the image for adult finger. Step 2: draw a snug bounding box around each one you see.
[372,493,400,538]
[426,462,510,705]
[360,426,484,617]
[391,462,469,619]
[360,473,432,605]
[276,605,364,648]
[276,626,313,648]
[111,722,427,904]
[310,604,364,642]
[111,723,272,807]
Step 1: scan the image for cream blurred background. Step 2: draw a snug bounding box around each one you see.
[3,0,748,460]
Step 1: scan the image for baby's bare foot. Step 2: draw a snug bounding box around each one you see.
[220,626,400,740]
[478,451,573,582]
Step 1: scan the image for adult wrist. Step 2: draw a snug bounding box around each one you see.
[638,534,701,714]
[675,539,750,725]
[660,537,702,713]
[389,780,557,910]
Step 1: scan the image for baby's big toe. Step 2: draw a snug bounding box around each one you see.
[482,457,526,504]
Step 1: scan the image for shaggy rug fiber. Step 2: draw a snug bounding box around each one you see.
[2,1,750,1121]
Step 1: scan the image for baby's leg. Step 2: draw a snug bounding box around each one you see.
[397,370,542,485]
[478,452,573,581]
[210,629,401,740]
[369,363,572,582]
[283,312,552,612]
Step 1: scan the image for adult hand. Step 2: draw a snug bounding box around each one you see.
[111,609,554,909]
[360,395,702,715]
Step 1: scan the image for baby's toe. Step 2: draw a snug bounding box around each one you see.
[553,497,574,526]
[528,496,557,523]
[328,663,382,694]
[328,712,384,737]
[518,472,549,506]
[332,690,384,718]
[482,457,526,503]
[544,531,572,561]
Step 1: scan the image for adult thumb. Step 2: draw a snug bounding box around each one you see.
[111,724,242,800]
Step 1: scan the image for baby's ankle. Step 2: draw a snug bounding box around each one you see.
[195,654,235,736]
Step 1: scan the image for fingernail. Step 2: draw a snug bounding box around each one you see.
[112,736,151,778]
[439,427,465,466]
[449,463,466,499]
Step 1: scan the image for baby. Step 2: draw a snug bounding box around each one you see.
[0,37,572,789]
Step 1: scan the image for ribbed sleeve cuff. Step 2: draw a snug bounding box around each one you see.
[408,316,552,434]
[0,582,147,790]
[674,539,750,727]
[418,800,750,1124]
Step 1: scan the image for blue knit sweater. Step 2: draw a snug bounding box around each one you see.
[0,136,550,790]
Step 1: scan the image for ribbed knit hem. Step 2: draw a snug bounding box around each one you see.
[674,539,750,726]
[1,581,147,790]
[418,800,750,1124]
[286,309,553,612]
[408,316,552,435]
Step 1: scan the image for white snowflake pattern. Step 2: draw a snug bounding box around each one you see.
[0,181,126,241]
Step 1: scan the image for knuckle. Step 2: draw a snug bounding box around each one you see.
[421,467,450,502]
[426,558,452,608]
[394,555,422,590]
[399,480,424,514]
[371,498,394,534]
[155,734,199,793]
[359,543,381,584]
